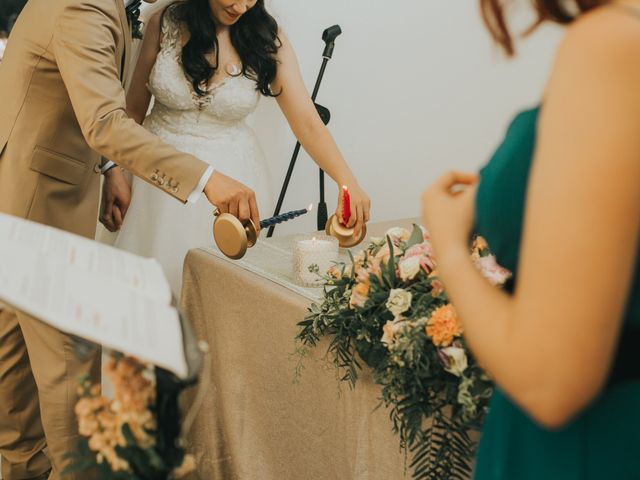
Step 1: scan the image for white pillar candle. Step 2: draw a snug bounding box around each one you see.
[293,235,339,287]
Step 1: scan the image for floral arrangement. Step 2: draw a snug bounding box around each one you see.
[296,225,510,480]
[64,354,195,479]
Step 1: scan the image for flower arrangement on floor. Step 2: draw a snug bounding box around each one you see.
[64,353,195,479]
[296,225,511,480]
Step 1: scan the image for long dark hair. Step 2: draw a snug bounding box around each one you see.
[170,0,281,97]
[480,0,604,55]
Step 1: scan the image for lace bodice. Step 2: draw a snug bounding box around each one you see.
[115,6,273,296]
[146,6,260,127]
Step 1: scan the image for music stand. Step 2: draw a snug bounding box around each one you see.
[267,25,342,237]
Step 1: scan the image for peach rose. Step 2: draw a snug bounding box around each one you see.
[430,278,445,298]
[327,265,342,279]
[350,281,370,308]
[381,319,406,346]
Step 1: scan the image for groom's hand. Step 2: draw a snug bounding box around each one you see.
[204,171,260,233]
[100,167,131,232]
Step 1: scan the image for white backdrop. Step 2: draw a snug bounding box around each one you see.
[251,0,563,234]
[143,0,563,235]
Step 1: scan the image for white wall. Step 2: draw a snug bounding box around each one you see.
[142,1,563,235]
[248,0,563,235]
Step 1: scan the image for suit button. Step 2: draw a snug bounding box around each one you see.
[151,173,158,181]
[158,178,165,186]
[172,187,179,193]
[93,163,101,174]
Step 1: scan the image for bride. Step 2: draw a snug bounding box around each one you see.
[102,0,371,294]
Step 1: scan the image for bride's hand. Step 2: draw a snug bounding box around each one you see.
[337,182,371,237]
[100,167,131,232]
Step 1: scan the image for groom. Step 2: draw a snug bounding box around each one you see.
[0,0,260,478]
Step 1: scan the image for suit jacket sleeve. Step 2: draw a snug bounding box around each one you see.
[51,0,209,203]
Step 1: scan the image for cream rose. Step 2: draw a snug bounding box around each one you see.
[399,256,421,281]
[386,289,412,317]
[385,227,411,244]
[439,346,468,377]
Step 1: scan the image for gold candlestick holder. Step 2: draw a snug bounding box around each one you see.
[213,205,312,259]
[212,213,258,260]
[325,214,367,248]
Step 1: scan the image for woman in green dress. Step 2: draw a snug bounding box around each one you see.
[421,1,640,478]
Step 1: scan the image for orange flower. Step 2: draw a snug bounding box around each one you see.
[426,305,463,347]
[350,281,370,308]
[75,355,158,473]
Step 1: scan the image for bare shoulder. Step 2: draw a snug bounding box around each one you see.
[559,5,640,66]
[144,4,180,46]
[544,4,640,107]
[276,27,289,48]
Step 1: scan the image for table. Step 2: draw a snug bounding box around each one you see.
[181,219,422,480]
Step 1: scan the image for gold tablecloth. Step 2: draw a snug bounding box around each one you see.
[181,219,421,480]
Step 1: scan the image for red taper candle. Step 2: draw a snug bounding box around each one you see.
[341,185,351,226]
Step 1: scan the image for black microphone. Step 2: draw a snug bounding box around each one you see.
[322,25,342,59]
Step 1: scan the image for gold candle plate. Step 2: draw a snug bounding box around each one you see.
[213,213,258,260]
[325,214,367,248]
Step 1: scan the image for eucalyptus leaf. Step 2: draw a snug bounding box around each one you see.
[406,224,424,249]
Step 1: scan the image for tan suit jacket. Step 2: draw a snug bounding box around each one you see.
[0,0,209,238]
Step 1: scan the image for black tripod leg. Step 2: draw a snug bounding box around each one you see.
[267,142,303,238]
[269,55,333,237]
[317,169,328,230]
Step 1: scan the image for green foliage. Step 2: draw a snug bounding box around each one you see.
[296,225,499,479]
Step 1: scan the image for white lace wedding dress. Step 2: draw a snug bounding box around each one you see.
[114,7,273,295]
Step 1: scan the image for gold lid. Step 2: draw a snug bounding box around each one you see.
[212,213,259,260]
[213,213,249,260]
[325,214,367,248]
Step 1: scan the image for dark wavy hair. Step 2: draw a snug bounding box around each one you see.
[169,0,281,97]
[480,0,604,55]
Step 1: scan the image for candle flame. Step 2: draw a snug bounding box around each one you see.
[342,185,349,191]
[307,203,314,212]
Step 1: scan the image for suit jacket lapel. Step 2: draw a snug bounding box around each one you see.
[115,0,133,84]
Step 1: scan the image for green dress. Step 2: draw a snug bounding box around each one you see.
[473,106,640,479]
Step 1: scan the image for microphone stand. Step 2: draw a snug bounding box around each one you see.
[267,25,342,237]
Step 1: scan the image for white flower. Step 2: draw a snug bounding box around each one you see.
[399,256,421,281]
[386,289,412,317]
[381,319,406,346]
[385,227,411,244]
[439,346,468,377]
[369,237,385,246]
